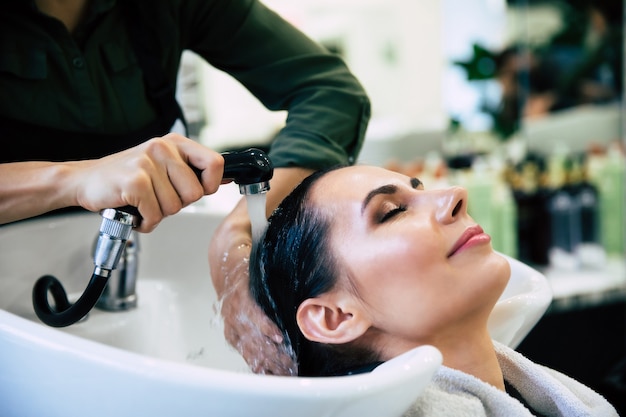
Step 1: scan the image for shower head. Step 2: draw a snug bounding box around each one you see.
[222,148,273,195]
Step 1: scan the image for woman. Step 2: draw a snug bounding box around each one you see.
[250,165,618,416]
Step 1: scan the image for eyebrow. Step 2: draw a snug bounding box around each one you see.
[361,177,422,215]
[361,184,397,214]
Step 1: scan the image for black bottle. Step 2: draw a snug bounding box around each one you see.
[547,156,580,268]
[511,158,551,266]
[566,154,604,268]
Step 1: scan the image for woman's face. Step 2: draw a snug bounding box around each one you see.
[308,165,510,356]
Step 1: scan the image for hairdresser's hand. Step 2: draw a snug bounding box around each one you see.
[219,245,296,375]
[75,134,225,232]
[209,209,297,376]
[223,279,297,375]
[208,167,313,375]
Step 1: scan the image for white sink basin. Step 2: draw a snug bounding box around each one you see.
[0,209,442,417]
[489,253,553,348]
[0,207,551,417]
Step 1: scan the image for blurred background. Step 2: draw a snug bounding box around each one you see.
[177,0,626,411]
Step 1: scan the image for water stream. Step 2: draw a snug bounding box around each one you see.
[246,193,268,244]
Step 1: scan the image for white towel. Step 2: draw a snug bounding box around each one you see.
[404,341,618,417]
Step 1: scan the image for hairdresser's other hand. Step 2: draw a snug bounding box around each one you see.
[224,280,296,375]
[209,215,297,376]
[74,133,224,232]
[219,245,296,375]
[208,167,313,375]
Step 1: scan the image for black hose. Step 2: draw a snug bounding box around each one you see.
[32,273,110,328]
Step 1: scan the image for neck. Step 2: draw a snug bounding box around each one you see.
[35,0,89,33]
[380,323,506,391]
[437,327,505,391]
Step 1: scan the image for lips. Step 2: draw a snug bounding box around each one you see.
[447,225,489,257]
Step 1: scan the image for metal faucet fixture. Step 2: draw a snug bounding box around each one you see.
[95,230,139,311]
[32,148,273,327]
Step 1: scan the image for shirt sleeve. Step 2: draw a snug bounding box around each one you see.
[181,0,371,169]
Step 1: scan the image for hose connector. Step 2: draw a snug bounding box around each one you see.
[93,209,138,276]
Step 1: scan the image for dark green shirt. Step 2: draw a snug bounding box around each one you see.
[0,0,370,168]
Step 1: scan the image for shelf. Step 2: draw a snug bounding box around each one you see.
[542,257,626,312]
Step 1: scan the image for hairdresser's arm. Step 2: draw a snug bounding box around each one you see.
[209,167,313,375]
[0,134,224,233]
[201,0,369,374]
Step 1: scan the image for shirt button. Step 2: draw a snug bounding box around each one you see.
[72,57,85,69]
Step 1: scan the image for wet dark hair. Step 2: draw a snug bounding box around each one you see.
[249,166,379,376]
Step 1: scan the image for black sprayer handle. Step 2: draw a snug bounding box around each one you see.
[221,148,273,185]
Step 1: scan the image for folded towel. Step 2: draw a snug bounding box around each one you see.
[404,341,618,417]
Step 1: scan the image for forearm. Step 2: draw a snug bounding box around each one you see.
[190,0,370,170]
[239,53,370,170]
[0,161,81,225]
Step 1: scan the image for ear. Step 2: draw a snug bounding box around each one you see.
[296,294,370,345]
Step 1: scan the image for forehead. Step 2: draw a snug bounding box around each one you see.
[310,165,407,204]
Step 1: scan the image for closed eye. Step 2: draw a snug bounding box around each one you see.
[379,205,406,223]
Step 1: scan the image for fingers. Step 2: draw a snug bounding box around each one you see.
[219,277,297,376]
[74,134,225,233]
[116,168,162,231]
[172,135,224,195]
[140,138,198,215]
[223,309,297,376]
[141,134,222,196]
[130,134,225,228]
[208,206,296,375]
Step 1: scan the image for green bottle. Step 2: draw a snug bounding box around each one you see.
[589,143,625,257]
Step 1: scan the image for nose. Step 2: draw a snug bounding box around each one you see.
[433,186,467,224]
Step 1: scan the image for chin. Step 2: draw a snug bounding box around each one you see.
[489,251,512,287]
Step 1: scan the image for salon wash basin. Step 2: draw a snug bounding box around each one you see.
[0,207,551,417]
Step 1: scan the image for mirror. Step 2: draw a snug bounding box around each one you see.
[446,0,622,156]
[177,0,622,161]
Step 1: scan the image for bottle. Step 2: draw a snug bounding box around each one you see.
[464,157,494,242]
[547,155,580,270]
[532,161,553,266]
[590,143,626,257]
[510,157,550,266]
[568,154,605,268]
[493,174,518,258]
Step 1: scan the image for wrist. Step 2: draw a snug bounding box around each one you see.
[0,161,82,224]
[264,167,315,212]
[49,161,83,209]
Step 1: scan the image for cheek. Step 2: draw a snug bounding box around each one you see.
[342,234,445,303]
[347,240,457,340]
